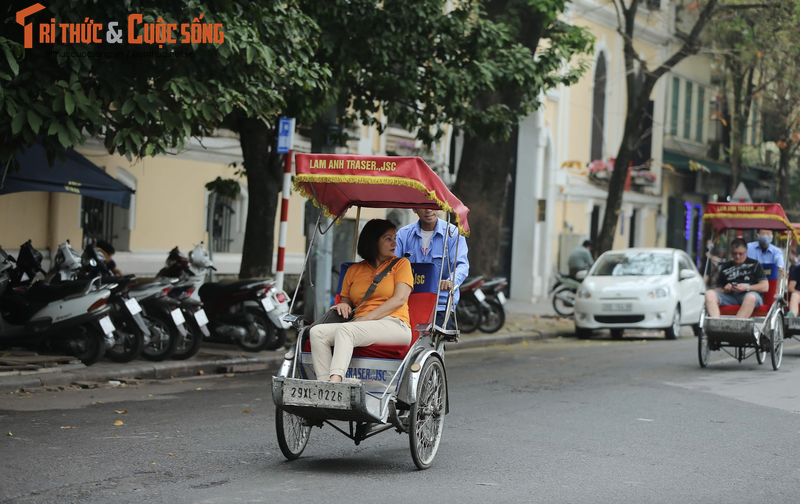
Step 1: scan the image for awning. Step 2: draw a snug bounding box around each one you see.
[0,142,133,209]
[704,202,800,242]
[294,154,470,236]
[662,149,758,182]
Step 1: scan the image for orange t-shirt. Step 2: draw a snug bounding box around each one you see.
[341,258,413,326]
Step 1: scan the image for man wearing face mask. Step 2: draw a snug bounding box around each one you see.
[746,229,784,279]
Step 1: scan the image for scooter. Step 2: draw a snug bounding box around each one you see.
[162,282,209,360]
[0,242,116,365]
[159,244,291,351]
[550,271,581,317]
[477,277,507,333]
[48,241,151,363]
[456,277,485,334]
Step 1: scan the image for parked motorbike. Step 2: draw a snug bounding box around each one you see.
[158,244,291,351]
[456,277,485,334]
[162,282,208,360]
[477,277,507,333]
[47,241,151,363]
[0,241,116,365]
[550,271,581,317]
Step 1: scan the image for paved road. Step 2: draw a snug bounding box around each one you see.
[2,332,800,504]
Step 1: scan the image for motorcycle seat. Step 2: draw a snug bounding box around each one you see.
[199,279,271,300]
[23,279,93,303]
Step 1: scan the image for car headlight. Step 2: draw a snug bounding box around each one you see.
[648,287,669,298]
[577,289,591,299]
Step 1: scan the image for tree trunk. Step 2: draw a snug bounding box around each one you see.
[238,117,283,279]
[778,145,792,208]
[451,129,517,278]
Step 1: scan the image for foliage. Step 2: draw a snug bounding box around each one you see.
[0,0,327,168]
[205,176,241,199]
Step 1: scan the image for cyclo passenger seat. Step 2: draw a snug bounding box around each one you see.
[302,262,438,360]
[718,262,778,317]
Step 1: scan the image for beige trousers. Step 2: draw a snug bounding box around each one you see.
[309,316,411,381]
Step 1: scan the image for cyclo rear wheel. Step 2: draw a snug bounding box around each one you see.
[771,316,784,371]
[698,332,709,368]
[409,358,446,470]
[275,407,311,460]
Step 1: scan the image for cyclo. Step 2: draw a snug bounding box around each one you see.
[699,202,799,370]
[272,154,468,470]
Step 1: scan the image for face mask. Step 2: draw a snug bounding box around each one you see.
[757,235,772,247]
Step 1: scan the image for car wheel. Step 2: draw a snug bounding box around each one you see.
[610,329,624,339]
[665,306,681,340]
[576,328,592,340]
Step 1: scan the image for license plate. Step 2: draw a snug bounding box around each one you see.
[99,316,115,335]
[497,291,506,305]
[788,318,800,330]
[170,308,186,325]
[194,309,209,326]
[283,381,350,410]
[261,296,275,312]
[125,298,142,315]
[601,303,633,312]
[474,289,486,302]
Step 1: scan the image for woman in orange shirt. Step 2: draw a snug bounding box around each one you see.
[310,219,413,382]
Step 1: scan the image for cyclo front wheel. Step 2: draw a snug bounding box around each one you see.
[275,407,311,460]
[409,358,446,470]
[771,316,784,371]
[697,332,709,368]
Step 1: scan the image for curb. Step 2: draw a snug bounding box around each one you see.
[1,329,576,394]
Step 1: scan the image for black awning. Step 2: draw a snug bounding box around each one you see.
[0,142,133,209]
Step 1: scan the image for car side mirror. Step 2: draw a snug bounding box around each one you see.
[575,270,587,281]
[679,269,695,280]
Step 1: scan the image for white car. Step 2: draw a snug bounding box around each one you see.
[573,248,705,339]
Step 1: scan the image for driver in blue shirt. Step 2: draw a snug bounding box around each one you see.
[395,208,469,329]
[747,229,784,278]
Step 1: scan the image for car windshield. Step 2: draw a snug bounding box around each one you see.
[591,252,673,276]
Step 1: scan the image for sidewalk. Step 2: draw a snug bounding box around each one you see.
[0,299,574,394]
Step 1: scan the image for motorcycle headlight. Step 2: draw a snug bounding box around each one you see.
[577,289,591,299]
[648,287,670,298]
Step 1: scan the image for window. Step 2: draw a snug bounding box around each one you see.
[696,86,704,143]
[645,0,661,10]
[670,77,680,136]
[683,81,693,139]
[591,55,607,161]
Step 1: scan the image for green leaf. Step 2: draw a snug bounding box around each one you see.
[27,110,42,134]
[57,80,69,88]
[2,46,18,76]
[57,125,71,148]
[121,99,135,115]
[64,93,75,115]
[145,143,154,157]
[11,111,26,134]
[246,45,255,64]
[47,120,59,136]
[52,95,64,113]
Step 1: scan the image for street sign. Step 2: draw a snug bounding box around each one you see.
[277,117,293,154]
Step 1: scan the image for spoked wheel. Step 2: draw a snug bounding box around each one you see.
[552,286,575,317]
[409,358,446,470]
[275,407,311,460]
[455,296,481,334]
[755,341,767,365]
[698,333,709,368]
[771,316,784,371]
[478,299,505,333]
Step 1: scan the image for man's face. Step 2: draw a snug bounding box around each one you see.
[731,246,747,266]
[758,230,773,239]
[414,208,438,226]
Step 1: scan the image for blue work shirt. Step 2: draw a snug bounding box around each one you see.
[746,241,784,268]
[395,217,469,311]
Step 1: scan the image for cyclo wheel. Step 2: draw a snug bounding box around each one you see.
[275,407,311,460]
[755,342,766,365]
[409,358,446,470]
[771,316,784,371]
[697,332,709,368]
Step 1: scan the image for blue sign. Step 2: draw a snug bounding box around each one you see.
[277,117,293,154]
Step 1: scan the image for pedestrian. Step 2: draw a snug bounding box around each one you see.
[704,238,768,318]
[787,261,800,318]
[395,208,469,329]
[568,239,594,279]
[95,240,122,276]
[310,219,413,382]
[746,229,784,277]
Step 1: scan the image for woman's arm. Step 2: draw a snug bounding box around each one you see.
[356,283,412,322]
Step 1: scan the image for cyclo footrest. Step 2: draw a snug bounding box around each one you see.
[272,376,388,423]
[704,317,757,346]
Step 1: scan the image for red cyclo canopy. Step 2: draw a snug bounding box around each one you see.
[704,202,800,242]
[294,154,470,236]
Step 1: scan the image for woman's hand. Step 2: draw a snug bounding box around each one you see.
[333,302,352,318]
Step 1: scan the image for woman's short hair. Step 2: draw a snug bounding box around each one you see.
[357,219,397,263]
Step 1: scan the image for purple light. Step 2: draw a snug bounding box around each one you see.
[695,204,704,268]
[684,202,692,242]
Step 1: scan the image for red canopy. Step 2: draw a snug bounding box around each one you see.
[294,154,470,236]
[704,202,800,242]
